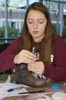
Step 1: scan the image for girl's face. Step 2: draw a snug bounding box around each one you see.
[26,10,47,42]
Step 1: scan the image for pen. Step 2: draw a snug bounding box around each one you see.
[19,90,45,94]
[7,88,14,92]
[7,86,23,92]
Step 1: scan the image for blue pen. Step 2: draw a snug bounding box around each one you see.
[7,86,23,92]
[7,88,14,92]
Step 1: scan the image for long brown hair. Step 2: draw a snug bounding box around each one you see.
[21,2,56,64]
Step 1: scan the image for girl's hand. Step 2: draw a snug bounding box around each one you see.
[14,49,36,64]
[28,61,45,75]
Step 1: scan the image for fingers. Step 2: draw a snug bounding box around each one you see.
[28,61,45,75]
[14,49,36,64]
[22,50,36,61]
[20,56,36,63]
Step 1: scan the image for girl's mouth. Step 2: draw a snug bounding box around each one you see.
[33,31,38,34]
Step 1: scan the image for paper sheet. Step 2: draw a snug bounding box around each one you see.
[0,82,28,99]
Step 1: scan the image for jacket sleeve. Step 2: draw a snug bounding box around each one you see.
[0,37,23,70]
[44,36,66,81]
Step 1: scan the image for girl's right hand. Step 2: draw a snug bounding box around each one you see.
[14,49,36,64]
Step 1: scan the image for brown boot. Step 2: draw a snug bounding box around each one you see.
[10,63,46,87]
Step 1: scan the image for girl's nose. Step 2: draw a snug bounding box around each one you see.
[33,22,38,29]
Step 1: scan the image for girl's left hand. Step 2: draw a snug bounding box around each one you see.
[28,61,45,75]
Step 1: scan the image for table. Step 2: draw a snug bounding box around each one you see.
[2,80,66,100]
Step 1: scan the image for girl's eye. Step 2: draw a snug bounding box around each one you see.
[28,20,33,24]
[39,20,44,24]
[39,22,44,24]
[28,21,33,24]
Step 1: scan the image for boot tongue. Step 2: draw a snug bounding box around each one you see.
[18,63,27,70]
